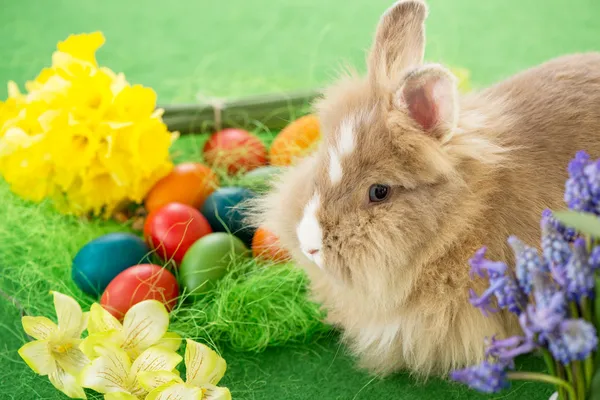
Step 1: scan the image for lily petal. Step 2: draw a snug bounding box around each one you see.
[18,340,56,375]
[80,330,122,359]
[147,383,203,400]
[52,291,84,338]
[130,346,182,378]
[22,316,57,340]
[54,345,90,376]
[88,303,122,334]
[202,384,232,400]
[121,301,169,355]
[185,339,227,387]
[80,345,131,394]
[154,332,182,352]
[138,371,182,392]
[105,392,138,400]
[48,366,87,399]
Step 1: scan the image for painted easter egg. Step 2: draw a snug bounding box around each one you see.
[239,166,282,194]
[200,187,256,246]
[203,128,268,174]
[100,264,179,319]
[252,226,291,263]
[145,162,219,212]
[269,114,320,166]
[72,233,151,297]
[144,203,212,265]
[179,233,249,297]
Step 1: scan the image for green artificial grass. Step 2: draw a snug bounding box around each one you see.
[1,0,600,399]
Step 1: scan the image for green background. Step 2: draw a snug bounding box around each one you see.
[1,0,599,399]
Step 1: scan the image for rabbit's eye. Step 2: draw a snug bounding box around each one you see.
[368,184,390,203]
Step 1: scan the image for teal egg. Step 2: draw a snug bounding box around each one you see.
[72,233,151,297]
[239,166,283,194]
[179,232,249,298]
[200,187,257,246]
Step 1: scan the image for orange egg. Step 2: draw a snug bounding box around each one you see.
[252,226,291,263]
[269,114,321,166]
[145,162,219,212]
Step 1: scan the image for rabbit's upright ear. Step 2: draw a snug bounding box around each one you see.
[367,0,428,87]
[395,64,458,141]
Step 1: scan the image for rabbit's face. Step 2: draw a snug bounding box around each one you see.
[295,80,462,298]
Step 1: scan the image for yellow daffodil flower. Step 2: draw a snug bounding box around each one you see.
[0,31,175,218]
[81,300,181,361]
[80,344,182,399]
[17,291,90,399]
[140,339,231,400]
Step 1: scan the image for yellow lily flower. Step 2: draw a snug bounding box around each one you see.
[81,300,181,361]
[140,339,231,400]
[80,344,182,399]
[17,291,90,399]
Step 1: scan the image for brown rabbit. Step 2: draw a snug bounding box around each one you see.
[252,0,600,377]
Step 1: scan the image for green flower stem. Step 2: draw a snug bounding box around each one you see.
[507,372,577,400]
[570,301,581,319]
[572,362,586,400]
[582,297,593,322]
[546,352,567,400]
[584,356,594,388]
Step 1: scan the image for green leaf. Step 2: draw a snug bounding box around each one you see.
[552,210,600,238]
[589,367,600,400]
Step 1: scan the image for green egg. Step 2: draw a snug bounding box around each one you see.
[179,232,249,298]
[239,166,283,194]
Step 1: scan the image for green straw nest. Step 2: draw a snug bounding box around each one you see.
[0,133,331,353]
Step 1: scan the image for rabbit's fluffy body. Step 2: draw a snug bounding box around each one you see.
[255,0,600,376]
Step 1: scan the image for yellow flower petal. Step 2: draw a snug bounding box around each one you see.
[185,339,227,387]
[130,346,182,378]
[80,330,122,359]
[48,366,87,399]
[88,303,122,334]
[80,345,131,394]
[54,345,90,376]
[56,32,105,65]
[146,383,203,400]
[154,332,182,353]
[18,340,56,375]
[121,300,169,354]
[137,371,182,393]
[105,393,138,400]
[202,384,232,400]
[51,291,84,338]
[22,316,57,340]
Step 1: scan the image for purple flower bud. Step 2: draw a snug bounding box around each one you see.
[565,238,594,302]
[564,151,596,213]
[547,319,598,365]
[450,361,510,393]
[508,236,545,294]
[589,246,600,270]
[469,247,527,316]
[541,209,577,242]
[541,221,572,274]
[485,335,537,367]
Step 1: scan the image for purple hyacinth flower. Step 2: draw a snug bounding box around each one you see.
[525,294,567,343]
[541,209,578,242]
[541,221,572,286]
[565,238,594,302]
[584,159,600,214]
[547,319,598,365]
[508,236,545,294]
[450,361,510,393]
[468,247,527,316]
[485,335,537,367]
[565,151,595,212]
[589,246,600,270]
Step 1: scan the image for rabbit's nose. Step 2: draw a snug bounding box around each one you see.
[307,248,320,255]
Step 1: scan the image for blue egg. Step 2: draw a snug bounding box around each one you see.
[72,232,151,297]
[200,187,257,246]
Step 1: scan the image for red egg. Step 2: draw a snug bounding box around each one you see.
[144,202,212,265]
[203,128,268,174]
[100,264,179,320]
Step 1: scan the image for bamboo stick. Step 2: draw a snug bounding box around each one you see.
[159,88,321,134]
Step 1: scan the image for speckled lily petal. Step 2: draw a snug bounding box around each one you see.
[18,340,56,375]
[138,370,182,392]
[185,339,226,387]
[22,316,57,340]
[121,300,169,354]
[88,303,122,334]
[202,384,232,400]
[146,383,203,400]
[48,366,87,399]
[80,345,130,394]
[51,291,84,338]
